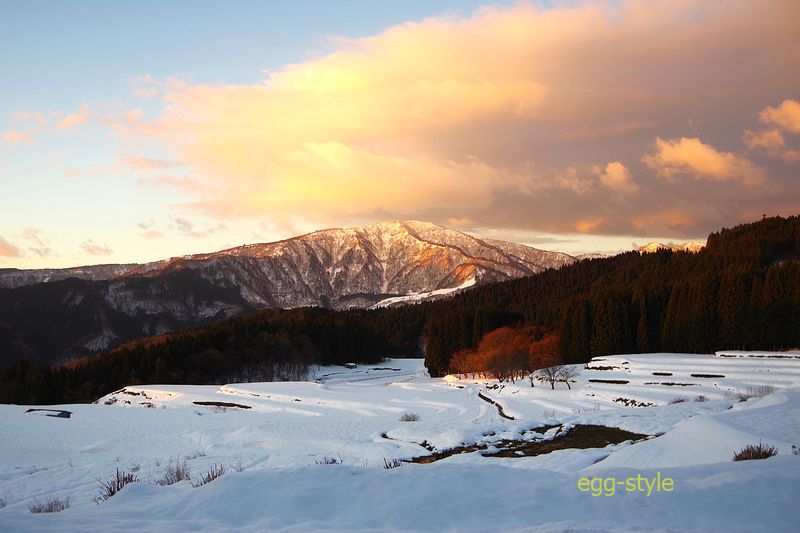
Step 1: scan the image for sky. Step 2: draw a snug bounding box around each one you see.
[1,0,799,269]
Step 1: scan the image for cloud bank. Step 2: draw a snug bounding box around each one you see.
[44,1,800,238]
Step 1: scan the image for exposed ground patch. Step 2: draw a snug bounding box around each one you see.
[409,425,647,463]
[644,382,698,387]
[477,392,515,420]
[485,425,647,458]
[193,401,252,409]
[24,409,72,419]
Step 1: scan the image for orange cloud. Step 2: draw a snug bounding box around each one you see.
[3,129,34,145]
[594,161,638,194]
[643,137,765,186]
[759,99,800,133]
[743,128,800,162]
[575,218,603,233]
[631,211,697,232]
[743,129,785,152]
[108,0,800,238]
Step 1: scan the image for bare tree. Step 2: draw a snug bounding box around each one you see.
[558,366,579,390]
[536,365,565,390]
[535,365,579,390]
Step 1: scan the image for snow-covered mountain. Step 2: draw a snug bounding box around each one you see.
[0,221,574,362]
[637,240,706,254]
[1,221,574,309]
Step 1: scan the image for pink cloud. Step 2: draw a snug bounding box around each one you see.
[0,236,21,257]
[3,130,34,145]
[81,239,113,256]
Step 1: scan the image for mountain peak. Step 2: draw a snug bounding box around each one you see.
[638,240,706,254]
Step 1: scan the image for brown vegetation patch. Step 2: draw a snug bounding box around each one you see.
[733,441,778,461]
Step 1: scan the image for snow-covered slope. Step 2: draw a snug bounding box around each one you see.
[1,352,799,531]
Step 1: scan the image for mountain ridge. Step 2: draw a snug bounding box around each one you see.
[0,220,574,365]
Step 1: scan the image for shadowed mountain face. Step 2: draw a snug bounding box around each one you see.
[0,221,574,365]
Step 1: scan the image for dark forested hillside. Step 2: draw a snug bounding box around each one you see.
[423,216,800,374]
[0,270,253,366]
[3,215,800,404]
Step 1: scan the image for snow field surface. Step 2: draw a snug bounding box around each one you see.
[1,353,799,531]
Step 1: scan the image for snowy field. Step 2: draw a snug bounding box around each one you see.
[1,353,799,531]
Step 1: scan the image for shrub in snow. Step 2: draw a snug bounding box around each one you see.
[186,449,207,460]
[792,445,799,456]
[157,457,191,486]
[668,398,686,404]
[733,441,778,461]
[193,464,225,487]
[725,385,775,402]
[315,456,341,465]
[746,385,775,397]
[231,457,246,472]
[96,469,138,503]
[0,497,6,509]
[29,496,71,513]
[399,412,420,422]
[383,458,403,469]
[694,395,708,402]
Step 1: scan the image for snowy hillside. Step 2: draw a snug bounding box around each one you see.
[1,352,799,531]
